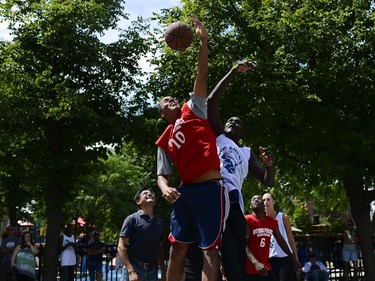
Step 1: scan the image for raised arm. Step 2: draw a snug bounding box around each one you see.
[191,16,208,98]
[207,61,256,136]
[249,146,275,186]
[27,241,40,256]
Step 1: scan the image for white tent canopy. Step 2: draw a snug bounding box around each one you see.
[292,226,303,233]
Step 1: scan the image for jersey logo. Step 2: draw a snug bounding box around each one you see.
[220,146,242,173]
[270,237,275,249]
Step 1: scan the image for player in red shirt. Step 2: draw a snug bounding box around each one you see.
[245,195,300,281]
[156,16,228,281]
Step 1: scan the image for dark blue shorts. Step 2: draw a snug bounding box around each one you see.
[168,180,229,250]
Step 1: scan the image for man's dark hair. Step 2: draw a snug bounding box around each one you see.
[133,187,151,207]
[134,187,146,204]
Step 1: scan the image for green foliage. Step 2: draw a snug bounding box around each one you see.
[147,1,375,276]
[0,0,152,278]
[293,203,312,234]
[321,215,346,234]
[147,0,375,220]
[64,143,155,242]
[0,0,374,277]
[0,0,150,213]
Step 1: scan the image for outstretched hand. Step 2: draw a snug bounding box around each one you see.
[259,146,275,167]
[190,15,207,40]
[234,61,256,73]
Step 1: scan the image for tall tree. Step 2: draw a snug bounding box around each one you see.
[147,0,375,279]
[67,142,164,242]
[0,0,149,279]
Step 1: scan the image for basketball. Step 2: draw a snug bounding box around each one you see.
[164,21,193,51]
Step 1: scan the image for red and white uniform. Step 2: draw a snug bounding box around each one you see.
[245,214,278,275]
[156,94,227,250]
[156,102,219,183]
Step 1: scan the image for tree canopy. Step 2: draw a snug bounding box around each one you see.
[0,0,150,279]
[1,0,375,279]
[146,0,375,278]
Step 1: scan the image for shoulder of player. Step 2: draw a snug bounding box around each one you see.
[245,213,256,221]
[281,212,292,223]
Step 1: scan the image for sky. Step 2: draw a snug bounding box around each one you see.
[119,0,182,73]
[0,0,182,42]
[101,0,182,43]
[0,0,182,73]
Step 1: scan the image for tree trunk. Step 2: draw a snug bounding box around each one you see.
[41,118,66,280]
[6,177,20,226]
[43,182,63,281]
[343,179,375,280]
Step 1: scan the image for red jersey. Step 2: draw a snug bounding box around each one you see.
[155,102,220,183]
[245,214,278,275]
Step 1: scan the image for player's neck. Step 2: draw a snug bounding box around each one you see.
[255,211,266,221]
[226,132,240,145]
[266,209,277,218]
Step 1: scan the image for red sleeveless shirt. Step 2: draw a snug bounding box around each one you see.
[156,102,220,183]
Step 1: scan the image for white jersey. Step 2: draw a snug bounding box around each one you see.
[269,212,292,258]
[216,134,250,212]
[61,234,76,266]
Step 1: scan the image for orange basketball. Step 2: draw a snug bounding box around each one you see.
[164,21,193,51]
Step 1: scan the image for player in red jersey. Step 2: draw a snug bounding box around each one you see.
[155,16,228,281]
[245,195,300,281]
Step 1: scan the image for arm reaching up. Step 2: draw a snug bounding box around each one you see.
[191,15,208,98]
[207,61,256,136]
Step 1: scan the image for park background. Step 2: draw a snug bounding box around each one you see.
[1,0,375,280]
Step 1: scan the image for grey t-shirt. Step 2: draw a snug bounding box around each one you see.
[1,236,20,263]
